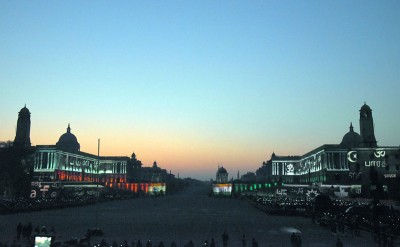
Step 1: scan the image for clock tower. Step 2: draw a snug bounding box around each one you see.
[359,102,377,148]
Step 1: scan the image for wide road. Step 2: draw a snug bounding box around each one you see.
[0,180,379,246]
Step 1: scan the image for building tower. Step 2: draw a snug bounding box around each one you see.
[359,102,377,148]
[13,105,31,148]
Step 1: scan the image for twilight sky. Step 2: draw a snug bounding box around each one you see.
[1,1,399,180]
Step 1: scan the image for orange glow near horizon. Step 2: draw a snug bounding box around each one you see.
[0,120,328,180]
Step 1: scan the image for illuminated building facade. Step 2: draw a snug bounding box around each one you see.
[34,145,129,183]
[213,166,232,195]
[3,106,174,197]
[256,103,400,199]
[216,166,228,183]
[33,125,129,184]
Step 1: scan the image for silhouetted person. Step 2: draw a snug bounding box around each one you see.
[184,240,194,247]
[388,237,394,247]
[16,222,22,240]
[22,224,27,239]
[210,238,216,247]
[290,233,297,247]
[382,235,388,247]
[100,239,108,247]
[146,240,152,247]
[158,241,165,247]
[336,238,343,247]
[137,240,143,247]
[26,222,33,239]
[296,235,302,247]
[222,231,229,247]
[203,240,208,247]
[354,216,360,236]
[251,238,258,247]
[331,221,337,235]
[34,226,40,235]
[170,241,177,247]
[41,225,47,234]
[338,215,345,235]
[50,226,56,235]
[241,234,246,247]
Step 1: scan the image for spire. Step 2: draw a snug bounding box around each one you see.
[349,122,354,132]
[67,123,71,133]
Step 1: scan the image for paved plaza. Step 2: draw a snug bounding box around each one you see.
[0,181,384,246]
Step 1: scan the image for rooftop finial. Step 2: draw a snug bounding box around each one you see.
[349,122,354,132]
[67,123,71,133]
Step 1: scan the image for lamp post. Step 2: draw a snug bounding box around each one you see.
[95,138,100,229]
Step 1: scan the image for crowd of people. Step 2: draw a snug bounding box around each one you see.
[245,194,400,247]
[0,222,56,247]
[0,196,99,214]
[2,190,400,246]
[0,190,140,215]
[1,229,263,247]
[89,231,261,247]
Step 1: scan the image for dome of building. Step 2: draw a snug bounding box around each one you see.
[217,166,227,174]
[56,124,80,152]
[216,166,228,183]
[340,123,361,148]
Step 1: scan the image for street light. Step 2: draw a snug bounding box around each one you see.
[95,138,100,229]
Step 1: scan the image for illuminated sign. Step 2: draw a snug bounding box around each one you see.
[347,151,357,163]
[374,149,386,158]
[364,160,386,167]
[30,182,61,198]
[384,174,397,178]
[306,189,319,198]
[285,163,295,175]
[34,236,52,247]
[148,183,166,195]
[276,189,287,196]
[213,183,232,195]
[348,172,362,179]
[347,148,388,167]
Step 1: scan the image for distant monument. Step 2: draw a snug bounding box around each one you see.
[216,166,228,183]
[13,105,31,148]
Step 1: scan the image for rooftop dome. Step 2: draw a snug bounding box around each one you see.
[56,124,80,152]
[340,123,361,148]
[217,166,227,174]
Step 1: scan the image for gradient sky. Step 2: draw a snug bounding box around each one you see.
[1,1,399,180]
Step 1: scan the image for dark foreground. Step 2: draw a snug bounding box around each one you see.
[0,181,386,246]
